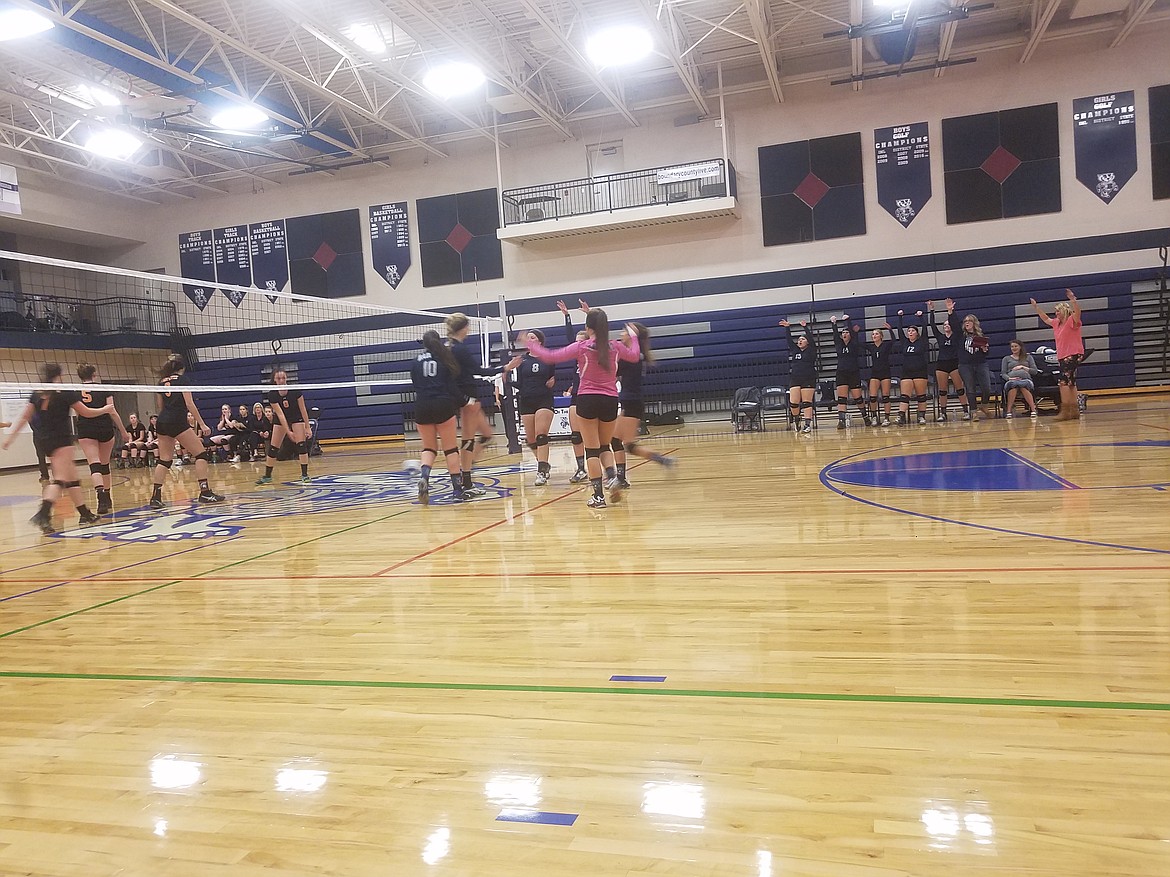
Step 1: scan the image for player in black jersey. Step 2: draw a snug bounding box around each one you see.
[2,362,113,533]
[829,316,870,430]
[780,320,818,434]
[610,322,673,486]
[504,329,557,487]
[412,330,467,503]
[75,364,130,515]
[557,300,590,483]
[446,313,500,497]
[893,311,931,425]
[256,367,313,485]
[120,413,148,468]
[149,355,224,509]
[927,298,970,421]
[866,327,895,427]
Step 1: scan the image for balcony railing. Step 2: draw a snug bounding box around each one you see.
[502,158,737,227]
[0,291,178,336]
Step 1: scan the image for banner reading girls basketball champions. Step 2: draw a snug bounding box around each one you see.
[874,122,931,228]
[369,202,411,290]
[1073,90,1136,203]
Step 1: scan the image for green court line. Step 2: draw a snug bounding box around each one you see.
[0,670,1165,712]
[0,507,414,641]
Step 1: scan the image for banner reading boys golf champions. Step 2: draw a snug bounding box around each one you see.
[874,122,931,228]
[1073,90,1136,203]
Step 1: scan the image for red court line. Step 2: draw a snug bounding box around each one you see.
[7,566,1170,587]
[372,447,681,576]
[1138,422,1170,432]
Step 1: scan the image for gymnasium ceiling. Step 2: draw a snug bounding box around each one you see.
[0,0,1167,203]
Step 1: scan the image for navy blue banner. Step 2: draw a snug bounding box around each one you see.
[249,220,289,303]
[874,122,931,228]
[213,225,251,307]
[178,230,215,311]
[369,202,411,290]
[1073,91,1136,203]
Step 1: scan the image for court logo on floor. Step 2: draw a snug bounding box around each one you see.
[51,466,526,543]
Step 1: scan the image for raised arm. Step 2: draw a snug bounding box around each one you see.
[1030,297,1055,328]
[1066,288,1082,325]
[527,337,583,364]
[556,300,576,345]
[894,311,906,341]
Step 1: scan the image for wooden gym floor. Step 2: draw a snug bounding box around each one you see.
[2,398,1169,876]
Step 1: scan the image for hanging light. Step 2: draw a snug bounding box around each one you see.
[585,25,653,68]
[209,105,270,130]
[84,128,143,161]
[423,62,486,99]
[0,9,54,41]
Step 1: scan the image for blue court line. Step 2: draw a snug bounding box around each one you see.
[0,537,240,603]
[819,450,1170,556]
[610,675,666,683]
[496,810,578,826]
[999,448,1080,489]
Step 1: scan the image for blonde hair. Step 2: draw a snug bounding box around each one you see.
[445,313,470,336]
[962,314,982,336]
[1054,302,1073,322]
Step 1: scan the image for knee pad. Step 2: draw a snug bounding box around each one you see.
[295,441,308,456]
[569,431,583,445]
[624,441,639,454]
[836,395,847,406]
[535,434,549,447]
[443,447,459,457]
[50,479,65,487]
[61,480,81,489]
[799,401,813,412]
[157,459,173,469]
[957,387,967,398]
[527,442,539,453]
[89,462,103,475]
[585,446,603,460]
[195,451,211,463]
[266,444,278,458]
[610,436,624,453]
[899,394,911,404]
[915,394,927,405]
[422,447,437,457]
[461,439,475,453]
[476,436,491,445]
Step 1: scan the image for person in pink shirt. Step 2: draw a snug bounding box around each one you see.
[1030,288,1084,421]
[526,308,640,509]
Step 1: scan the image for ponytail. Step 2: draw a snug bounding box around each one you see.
[38,362,63,383]
[159,354,185,378]
[422,329,459,376]
[445,312,470,338]
[77,363,97,381]
[587,308,611,370]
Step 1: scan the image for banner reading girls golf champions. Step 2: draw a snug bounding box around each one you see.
[1073,90,1136,203]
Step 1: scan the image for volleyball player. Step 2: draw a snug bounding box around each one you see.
[1031,288,1085,421]
[75,364,130,515]
[120,413,147,467]
[779,320,817,434]
[446,313,500,497]
[557,300,589,483]
[610,322,673,487]
[149,355,224,510]
[829,316,869,429]
[1,363,113,533]
[867,326,894,427]
[411,330,467,504]
[927,298,969,421]
[526,309,640,508]
[504,329,557,486]
[893,311,930,425]
[256,367,312,485]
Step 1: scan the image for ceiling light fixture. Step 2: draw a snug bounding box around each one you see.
[585,25,653,68]
[209,105,270,130]
[345,23,386,55]
[85,128,143,161]
[422,62,486,99]
[76,84,121,108]
[0,8,55,40]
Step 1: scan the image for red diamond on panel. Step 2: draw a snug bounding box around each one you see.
[794,173,830,208]
[446,223,474,254]
[981,146,1021,184]
[312,242,337,271]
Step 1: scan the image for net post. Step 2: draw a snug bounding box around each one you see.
[496,294,522,455]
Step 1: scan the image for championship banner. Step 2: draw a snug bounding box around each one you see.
[369,202,411,290]
[1073,90,1136,203]
[874,122,931,227]
[0,164,20,216]
[178,230,216,311]
[213,225,251,306]
[249,220,289,303]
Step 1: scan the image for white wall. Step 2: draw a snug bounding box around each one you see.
[110,29,1168,319]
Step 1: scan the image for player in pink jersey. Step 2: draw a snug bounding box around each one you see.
[1031,288,1084,421]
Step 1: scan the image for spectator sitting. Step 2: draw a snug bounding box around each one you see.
[1001,339,1039,418]
[229,404,252,462]
[250,402,272,461]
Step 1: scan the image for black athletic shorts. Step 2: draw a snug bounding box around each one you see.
[870,368,892,382]
[834,370,862,390]
[75,422,116,443]
[935,360,959,374]
[901,367,928,381]
[574,393,619,423]
[36,432,73,455]
[415,398,459,426]
[619,399,645,420]
[519,394,555,416]
[156,417,190,439]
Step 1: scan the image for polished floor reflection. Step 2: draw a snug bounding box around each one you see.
[2,400,1169,876]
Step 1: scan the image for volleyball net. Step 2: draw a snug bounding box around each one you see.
[0,250,508,440]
